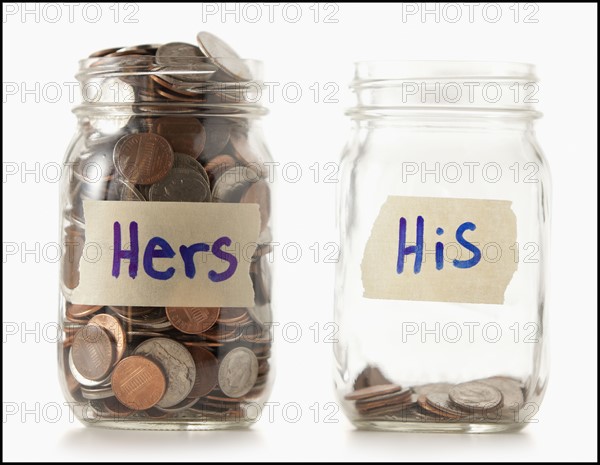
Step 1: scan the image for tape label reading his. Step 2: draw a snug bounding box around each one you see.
[68,201,260,307]
[361,196,518,304]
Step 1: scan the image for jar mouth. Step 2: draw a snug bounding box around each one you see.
[352,60,536,82]
[74,56,266,114]
[349,60,540,117]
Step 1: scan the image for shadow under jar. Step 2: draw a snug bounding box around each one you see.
[58,40,274,430]
[334,61,551,432]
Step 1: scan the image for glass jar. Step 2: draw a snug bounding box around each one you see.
[334,61,550,432]
[58,39,274,430]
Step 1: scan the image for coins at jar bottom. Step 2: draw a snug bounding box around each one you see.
[344,374,526,423]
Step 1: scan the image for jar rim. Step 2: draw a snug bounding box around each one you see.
[352,60,537,83]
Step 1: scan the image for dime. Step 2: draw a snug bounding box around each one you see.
[187,347,219,397]
[165,307,220,334]
[449,381,503,413]
[113,133,174,185]
[111,355,166,411]
[89,314,127,364]
[218,347,259,398]
[134,338,196,408]
[196,32,252,81]
[81,385,115,400]
[148,167,211,202]
[153,117,206,158]
[71,325,115,381]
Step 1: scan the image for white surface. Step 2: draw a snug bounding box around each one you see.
[2,2,597,462]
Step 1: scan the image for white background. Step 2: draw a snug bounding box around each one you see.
[2,2,597,462]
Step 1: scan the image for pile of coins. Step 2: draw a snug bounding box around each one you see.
[60,32,273,423]
[345,367,525,423]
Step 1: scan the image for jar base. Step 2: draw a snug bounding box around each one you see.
[352,420,527,434]
[79,418,256,431]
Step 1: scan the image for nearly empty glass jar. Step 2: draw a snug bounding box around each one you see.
[334,61,550,432]
[58,33,274,430]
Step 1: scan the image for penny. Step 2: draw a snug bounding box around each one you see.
[148,167,211,202]
[154,117,206,159]
[111,355,166,411]
[113,133,174,185]
[344,384,404,401]
[187,347,219,397]
[449,381,504,413]
[101,396,135,418]
[353,366,392,391]
[66,304,103,320]
[196,32,252,81]
[133,338,196,408]
[203,154,237,184]
[230,131,264,167]
[425,392,468,419]
[71,325,115,381]
[241,179,270,233]
[68,348,111,387]
[218,347,259,398]
[89,314,127,364]
[165,307,220,334]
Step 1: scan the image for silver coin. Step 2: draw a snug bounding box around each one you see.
[413,382,453,396]
[211,166,258,202]
[173,152,210,185]
[107,177,145,201]
[81,385,115,400]
[154,397,200,413]
[218,347,259,398]
[149,167,211,202]
[477,376,524,416]
[425,392,468,418]
[156,42,216,82]
[68,349,111,387]
[449,381,503,412]
[248,304,272,329]
[133,337,196,408]
[196,32,252,81]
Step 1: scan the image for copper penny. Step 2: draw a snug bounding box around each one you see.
[111,355,166,411]
[241,179,270,233]
[71,325,115,381]
[88,314,127,365]
[166,307,220,334]
[187,347,219,397]
[344,384,404,401]
[113,133,174,185]
[153,117,206,158]
[66,304,103,320]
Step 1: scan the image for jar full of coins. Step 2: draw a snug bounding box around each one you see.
[335,61,551,432]
[59,33,274,430]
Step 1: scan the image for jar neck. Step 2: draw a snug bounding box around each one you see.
[348,61,541,122]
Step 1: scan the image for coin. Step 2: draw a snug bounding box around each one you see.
[165,307,220,334]
[133,338,196,408]
[153,117,206,158]
[66,304,103,320]
[101,396,135,418]
[203,154,237,184]
[344,384,404,401]
[353,366,392,391]
[148,167,211,202]
[448,381,504,413]
[113,133,174,185]
[196,32,252,81]
[212,166,258,202]
[247,304,272,329]
[187,347,219,397]
[107,178,145,201]
[218,347,259,398]
[156,42,216,82]
[81,385,115,400]
[199,120,231,161]
[413,382,454,396]
[172,152,210,185]
[425,392,468,419]
[111,355,166,411]
[478,376,524,413]
[71,325,115,381]
[89,314,127,364]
